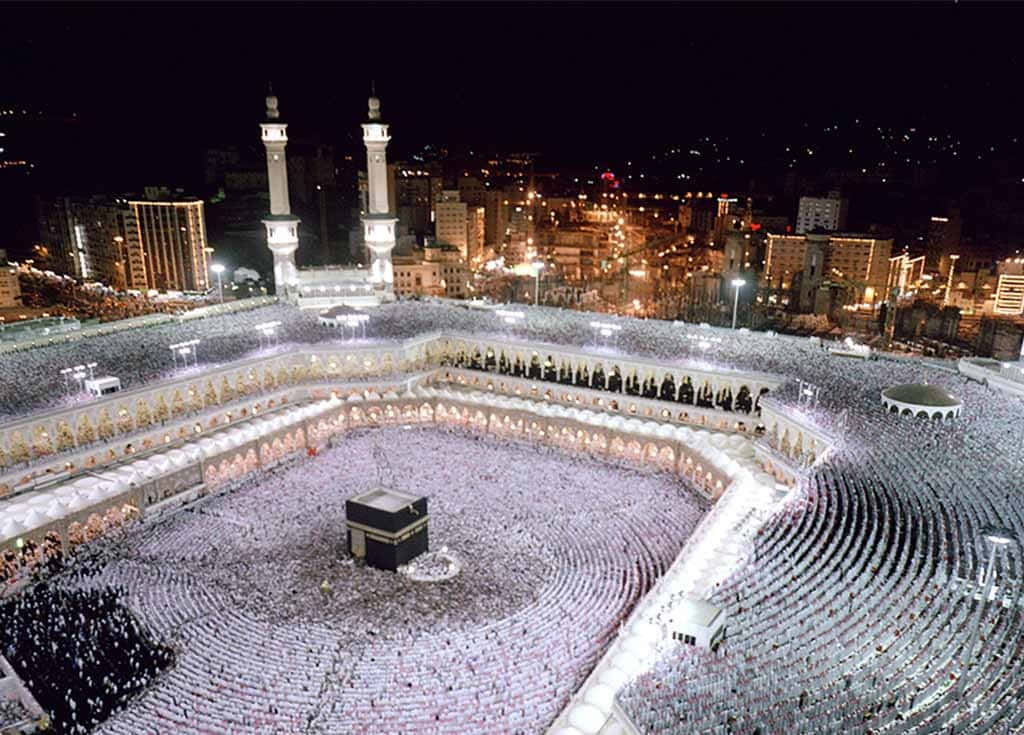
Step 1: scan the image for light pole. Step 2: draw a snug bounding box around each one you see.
[532,261,544,306]
[113,236,125,291]
[957,525,1016,698]
[731,278,746,329]
[211,263,226,303]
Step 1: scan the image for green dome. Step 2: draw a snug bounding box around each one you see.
[882,384,960,407]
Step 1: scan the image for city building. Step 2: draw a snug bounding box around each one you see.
[926,210,962,273]
[678,193,719,237]
[538,226,605,282]
[976,317,1024,360]
[36,190,209,292]
[394,166,437,238]
[795,191,848,234]
[483,190,509,251]
[993,258,1024,316]
[467,205,485,264]
[763,232,893,311]
[434,190,469,258]
[127,192,210,292]
[0,250,20,308]
[392,243,470,299]
[506,204,535,263]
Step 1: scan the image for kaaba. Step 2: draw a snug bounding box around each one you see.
[345,488,429,571]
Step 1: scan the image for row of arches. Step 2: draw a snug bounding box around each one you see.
[2,503,140,592]
[0,394,299,496]
[439,343,769,414]
[440,370,761,435]
[0,344,427,469]
[4,391,741,579]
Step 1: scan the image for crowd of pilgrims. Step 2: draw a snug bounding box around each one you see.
[2,299,1024,731]
[0,584,173,735]
[0,697,31,729]
[5,428,702,734]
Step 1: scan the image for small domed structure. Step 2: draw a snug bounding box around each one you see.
[881,383,962,420]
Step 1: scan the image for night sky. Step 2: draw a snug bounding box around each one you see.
[2,2,1023,247]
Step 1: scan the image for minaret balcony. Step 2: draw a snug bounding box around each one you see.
[261,127,288,142]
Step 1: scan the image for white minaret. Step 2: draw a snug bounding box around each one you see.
[361,93,397,293]
[260,90,300,299]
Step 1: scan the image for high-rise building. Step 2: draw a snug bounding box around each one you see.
[467,205,485,264]
[993,258,1024,316]
[678,193,719,236]
[128,194,210,292]
[483,190,508,251]
[434,190,469,258]
[394,167,434,237]
[796,191,848,234]
[507,204,535,263]
[37,191,209,292]
[926,210,962,273]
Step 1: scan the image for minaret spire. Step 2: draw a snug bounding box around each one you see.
[260,91,300,298]
[361,89,397,295]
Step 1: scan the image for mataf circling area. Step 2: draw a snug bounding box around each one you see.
[75,428,704,734]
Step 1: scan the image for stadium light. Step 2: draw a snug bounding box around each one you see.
[589,321,621,347]
[496,309,524,328]
[59,366,75,393]
[169,339,200,368]
[254,320,282,350]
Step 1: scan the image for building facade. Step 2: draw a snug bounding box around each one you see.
[796,192,848,234]
[435,190,469,257]
[993,258,1024,316]
[393,244,470,299]
[128,196,209,292]
[0,250,20,308]
[763,232,893,311]
[37,192,208,292]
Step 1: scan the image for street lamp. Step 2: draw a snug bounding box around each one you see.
[532,261,544,306]
[731,278,746,329]
[211,263,226,303]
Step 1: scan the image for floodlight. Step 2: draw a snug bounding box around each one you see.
[983,525,1016,546]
